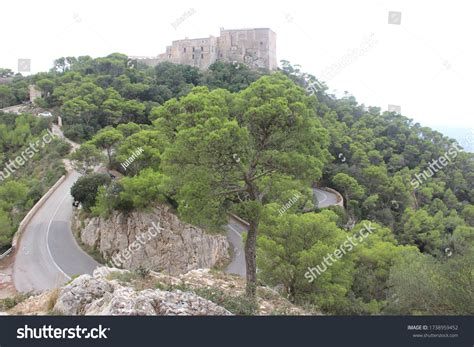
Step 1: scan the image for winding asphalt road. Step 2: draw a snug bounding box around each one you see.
[13,172,98,292]
[225,187,341,277]
[14,170,99,292]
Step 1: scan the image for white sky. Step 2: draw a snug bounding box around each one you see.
[1,0,473,131]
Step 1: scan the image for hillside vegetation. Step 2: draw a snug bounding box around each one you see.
[2,54,472,314]
[0,113,70,250]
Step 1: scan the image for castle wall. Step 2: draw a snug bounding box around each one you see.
[132,28,277,71]
[168,36,218,69]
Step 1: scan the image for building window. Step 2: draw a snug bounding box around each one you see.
[201,54,204,58]
[192,47,195,52]
[184,47,186,53]
[192,54,194,59]
[201,46,203,51]
[168,54,171,58]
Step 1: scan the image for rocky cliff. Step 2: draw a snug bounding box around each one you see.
[73,204,229,275]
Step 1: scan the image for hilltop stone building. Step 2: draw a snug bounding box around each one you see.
[28,85,42,103]
[131,28,277,70]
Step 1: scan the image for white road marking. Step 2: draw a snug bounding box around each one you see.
[228,224,243,238]
[315,189,328,204]
[46,192,72,280]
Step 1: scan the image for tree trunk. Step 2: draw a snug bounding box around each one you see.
[106,147,112,168]
[244,220,258,297]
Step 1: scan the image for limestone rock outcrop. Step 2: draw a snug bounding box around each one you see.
[7,267,311,316]
[74,204,229,275]
[53,268,231,316]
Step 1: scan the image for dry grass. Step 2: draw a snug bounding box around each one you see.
[47,288,60,312]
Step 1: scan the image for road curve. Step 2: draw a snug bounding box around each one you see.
[13,171,99,292]
[225,187,342,277]
[313,187,339,208]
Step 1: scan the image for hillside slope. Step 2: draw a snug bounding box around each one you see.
[5,267,309,316]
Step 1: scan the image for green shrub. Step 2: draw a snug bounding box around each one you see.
[192,287,257,315]
[0,293,31,310]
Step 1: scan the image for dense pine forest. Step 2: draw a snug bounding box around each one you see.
[0,114,70,249]
[1,53,472,315]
